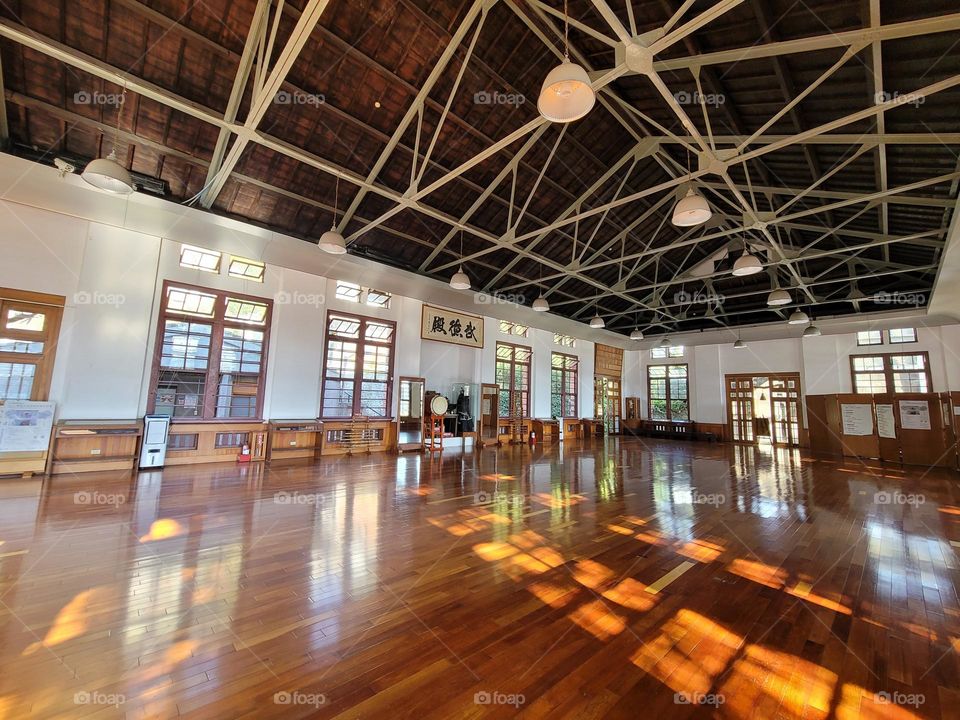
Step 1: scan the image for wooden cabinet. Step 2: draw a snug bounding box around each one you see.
[321,418,395,456]
[562,418,581,440]
[531,419,559,443]
[51,420,142,474]
[267,421,322,462]
[164,422,267,466]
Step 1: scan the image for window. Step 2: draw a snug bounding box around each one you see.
[857,330,882,346]
[851,352,931,394]
[215,432,249,448]
[888,328,917,344]
[179,244,222,273]
[554,333,576,348]
[320,311,396,418]
[334,281,391,308]
[150,282,272,420]
[496,342,531,417]
[0,290,64,401]
[167,433,199,450]
[228,256,265,282]
[499,321,528,338]
[551,353,579,418]
[648,364,689,421]
[651,346,684,359]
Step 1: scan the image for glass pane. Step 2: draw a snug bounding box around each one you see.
[166,287,216,317]
[336,282,361,302]
[890,354,924,370]
[0,362,35,399]
[0,338,44,354]
[360,381,388,416]
[329,315,361,338]
[216,373,258,418]
[326,341,357,378]
[893,372,928,393]
[155,370,206,417]
[6,309,45,332]
[224,299,268,324]
[160,320,212,370]
[322,379,354,417]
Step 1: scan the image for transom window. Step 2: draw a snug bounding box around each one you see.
[496,342,531,417]
[0,290,64,401]
[179,244,222,273]
[228,256,265,282]
[335,281,392,308]
[150,282,271,420]
[856,330,882,346]
[554,333,576,348]
[888,328,917,344]
[499,321,529,338]
[648,364,689,421]
[651,346,684,359]
[851,352,931,394]
[321,311,396,418]
[551,352,578,418]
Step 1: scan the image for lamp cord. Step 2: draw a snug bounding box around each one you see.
[563,0,570,60]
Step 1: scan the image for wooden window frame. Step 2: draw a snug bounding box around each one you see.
[551,352,579,418]
[647,363,689,421]
[320,310,397,420]
[887,328,918,345]
[498,321,529,338]
[0,288,65,402]
[850,351,932,394]
[147,280,272,423]
[856,330,883,346]
[496,341,531,418]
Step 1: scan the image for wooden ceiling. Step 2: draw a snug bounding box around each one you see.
[1,0,959,336]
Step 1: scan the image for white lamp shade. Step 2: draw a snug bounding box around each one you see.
[731,252,763,276]
[802,325,822,337]
[788,310,810,325]
[450,267,471,290]
[81,151,134,194]
[589,314,604,329]
[532,295,550,312]
[767,289,792,306]
[659,336,671,348]
[671,188,711,227]
[537,61,595,123]
[318,229,347,254]
[629,329,644,341]
[733,339,746,349]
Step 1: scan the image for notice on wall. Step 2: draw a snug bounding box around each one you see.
[876,404,896,439]
[421,304,483,349]
[899,400,931,430]
[0,401,56,453]
[841,403,874,436]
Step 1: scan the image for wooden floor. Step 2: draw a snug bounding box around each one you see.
[1,437,959,719]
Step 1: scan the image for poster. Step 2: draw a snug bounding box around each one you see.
[0,401,56,453]
[841,403,874,436]
[876,404,896,439]
[899,400,931,430]
[421,304,483,349]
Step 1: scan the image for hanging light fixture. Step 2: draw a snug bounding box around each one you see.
[659,336,672,348]
[733,327,746,349]
[532,263,549,311]
[537,0,595,123]
[671,187,712,227]
[767,288,791,306]
[82,87,134,194]
[629,310,643,340]
[731,235,762,276]
[449,229,471,290]
[788,310,810,325]
[319,176,347,254]
[588,301,604,328]
[802,324,822,338]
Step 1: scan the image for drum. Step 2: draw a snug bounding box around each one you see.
[426,392,449,416]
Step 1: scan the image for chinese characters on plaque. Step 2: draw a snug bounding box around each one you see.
[421,304,483,349]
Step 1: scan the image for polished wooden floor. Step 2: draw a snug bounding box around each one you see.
[1,437,959,718]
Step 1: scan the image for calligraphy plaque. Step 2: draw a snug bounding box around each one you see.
[421,304,484,349]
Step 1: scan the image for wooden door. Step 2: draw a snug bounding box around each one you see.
[479,383,499,445]
[770,375,802,446]
[726,376,754,443]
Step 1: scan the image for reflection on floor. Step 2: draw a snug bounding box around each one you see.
[0,437,957,718]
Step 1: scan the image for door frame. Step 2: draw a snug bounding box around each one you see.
[725,372,804,446]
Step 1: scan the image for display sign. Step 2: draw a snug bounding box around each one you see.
[899,400,931,430]
[421,304,483,349]
[0,400,56,453]
[876,404,896,439]
[841,403,874,436]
